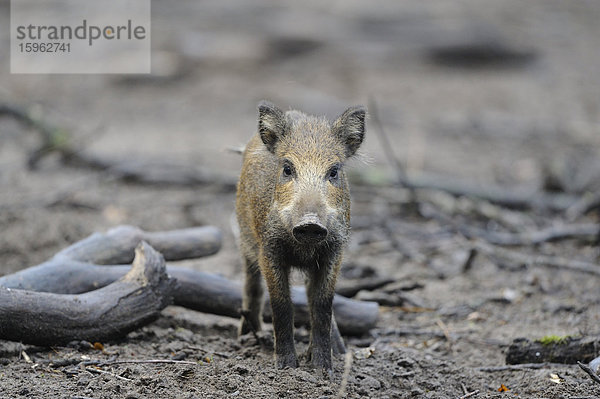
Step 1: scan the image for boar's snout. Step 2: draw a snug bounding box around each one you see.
[292,215,328,244]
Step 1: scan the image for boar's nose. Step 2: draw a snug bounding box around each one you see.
[293,221,328,244]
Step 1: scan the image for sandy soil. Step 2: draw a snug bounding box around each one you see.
[1,1,600,398]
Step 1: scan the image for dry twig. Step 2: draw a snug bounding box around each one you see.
[335,277,395,298]
[376,327,447,339]
[476,363,554,372]
[367,97,410,189]
[459,389,480,399]
[577,361,600,386]
[98,359,198,366]
[85,366,133,382]
[335,351,353,399]
[462,248,478,273]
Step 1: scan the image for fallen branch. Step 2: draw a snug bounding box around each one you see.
[506,337,600,365]
[351,172,578,212]
[0,226,378,336]
[164,266,377,335]
[0,225,222,294]
[335,277,395,298]
[0,242,176,346]
[375,327,446,339]
[412,173,578,211]
[473,241,600,277]
[355,290,426,308]
[459,223,599,246]
[53,224,223,265]
[420,205,600,274]
[1,264,377,336]
[476,363,557,372]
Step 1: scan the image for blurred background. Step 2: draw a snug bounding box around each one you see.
[2,0,599,176]
[1,0,599,270]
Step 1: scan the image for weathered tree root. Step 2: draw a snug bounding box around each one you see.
[0,225,222,293]
[0,226,379,337]
[0,242,176,346]
[1,265,377,337]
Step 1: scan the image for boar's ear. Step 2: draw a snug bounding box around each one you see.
[333,106,366,157]
[258,100,286,153]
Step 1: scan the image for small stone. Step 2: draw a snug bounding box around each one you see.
[295,369,317,384]
[357,374,381,390]
[174,328,194,342]
[396,357,415,368]
[354,347,374,359]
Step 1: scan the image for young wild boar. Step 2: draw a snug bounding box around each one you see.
[236,101,366,375]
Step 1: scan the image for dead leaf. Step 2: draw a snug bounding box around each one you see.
[498,384,510,392]
[549,373,563,384]
[467,311,485,322]
[93,342,105,351]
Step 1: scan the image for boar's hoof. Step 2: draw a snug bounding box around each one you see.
[321,367,334,379]
[293,222,328,244]
[276,353,299,369]
[310,353,333,378]
[307,346,333,378]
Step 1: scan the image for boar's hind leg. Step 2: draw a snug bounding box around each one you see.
[306,261,340,375]
[239,258,263,336]
[262,264,298,369]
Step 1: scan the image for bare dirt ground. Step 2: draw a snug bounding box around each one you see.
[1,1,600,398]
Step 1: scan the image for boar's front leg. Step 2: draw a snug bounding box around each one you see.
[306,259,340,376]
[261,261,298,369]
[239,258,263,336]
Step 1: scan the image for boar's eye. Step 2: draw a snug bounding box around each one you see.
[328,165,340,181]
[282,162,293,178]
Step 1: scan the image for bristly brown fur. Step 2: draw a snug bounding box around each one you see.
[236,101,366,376]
